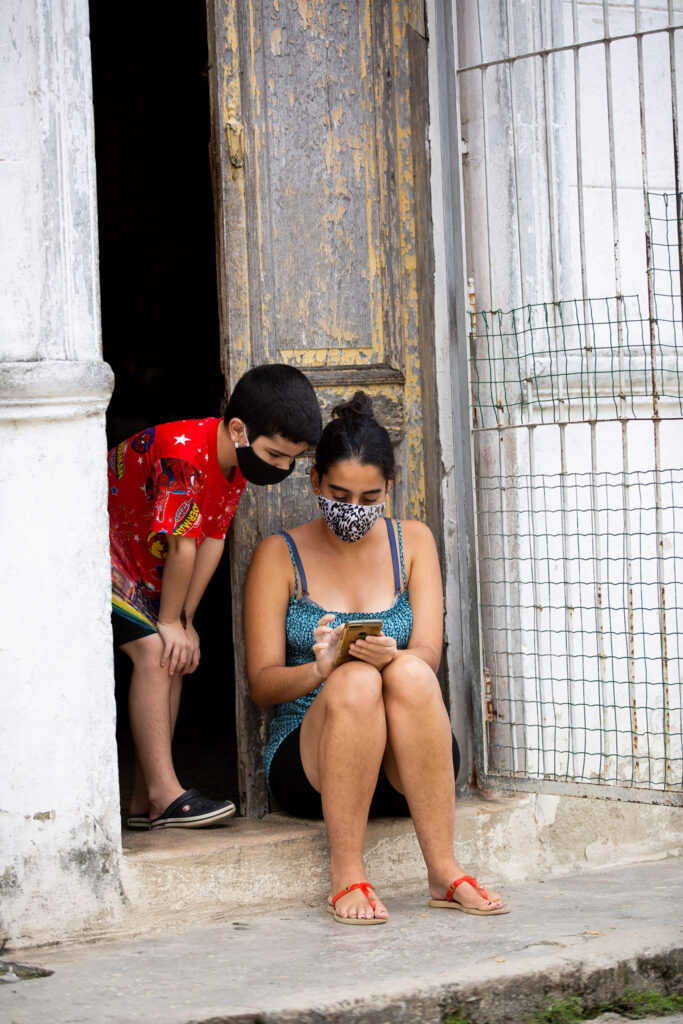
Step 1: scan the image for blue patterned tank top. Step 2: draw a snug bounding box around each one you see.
[264,518,413,786]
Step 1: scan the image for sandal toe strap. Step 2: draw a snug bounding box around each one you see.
[446,875,485,901]
[331,882,377,910]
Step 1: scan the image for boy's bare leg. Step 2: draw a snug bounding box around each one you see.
[124,633,185,820]
[128,672,183,817]
[300,662,389,921]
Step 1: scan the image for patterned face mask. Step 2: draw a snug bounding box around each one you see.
[317,494,386,543]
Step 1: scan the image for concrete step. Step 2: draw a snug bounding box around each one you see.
[4,858,682,1024]
[112,790,683,945]
[6,790,683,952]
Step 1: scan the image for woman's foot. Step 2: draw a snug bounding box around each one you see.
[428,866,506,912]
[328,879,389,922]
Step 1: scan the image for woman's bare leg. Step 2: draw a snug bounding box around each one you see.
[300,661,389,920]
[381,655,504,911]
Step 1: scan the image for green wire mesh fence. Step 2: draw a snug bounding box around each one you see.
[469,194,682,798]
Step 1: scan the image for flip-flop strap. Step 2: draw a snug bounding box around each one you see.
[446,875,488,902]
[331,882,377,910]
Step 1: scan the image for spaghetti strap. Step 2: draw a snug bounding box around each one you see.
[278,531,309,599]
[384,517,402,596]
[397,519,407,590]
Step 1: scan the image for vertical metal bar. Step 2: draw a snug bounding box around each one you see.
[559,420,580,780]
[475,2,495,306]
[572,0,589,300]
[527,424,550,776]
[668,3,683,315]
[635,0,672,787]
[589,420,609,780]
[602,0,626,351]
[569,0,592,782]
[504,0,527,308]
[594,0,628,779]
[539,3,560,304]
[497,422,520,774]
[621,416,640,783]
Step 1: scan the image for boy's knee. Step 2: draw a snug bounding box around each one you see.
[125,632,165,672]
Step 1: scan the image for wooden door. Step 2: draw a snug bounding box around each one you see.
[207,0,440,816]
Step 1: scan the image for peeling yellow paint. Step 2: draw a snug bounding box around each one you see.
[331,104,343,125]
[316,314,359,344]
[296,0,311,32]
[289,88,295,106]
[279,348,374,366]
[270,27,282,56]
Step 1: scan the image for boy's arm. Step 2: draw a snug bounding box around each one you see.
[157,534,198,676]
[184,537,225,624]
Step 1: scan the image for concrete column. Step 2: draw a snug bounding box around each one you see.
[0,0,123,947]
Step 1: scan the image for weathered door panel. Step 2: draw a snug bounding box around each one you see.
[207,0,438,815]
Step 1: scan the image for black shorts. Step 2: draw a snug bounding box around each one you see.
[111,607,158,648]
[268,725,461,819]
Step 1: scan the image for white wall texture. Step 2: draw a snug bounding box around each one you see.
[0,0,123,946]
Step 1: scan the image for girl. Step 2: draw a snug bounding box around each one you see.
[244,393,508,924]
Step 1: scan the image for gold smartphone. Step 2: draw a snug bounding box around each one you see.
[333,619,384,668]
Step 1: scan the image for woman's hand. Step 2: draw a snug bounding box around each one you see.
[349,633,397,671]
[312,614,344,681]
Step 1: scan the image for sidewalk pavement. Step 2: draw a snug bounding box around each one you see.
[1,856,681,1024]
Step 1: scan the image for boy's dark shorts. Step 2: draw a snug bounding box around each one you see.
[111,607,158,648]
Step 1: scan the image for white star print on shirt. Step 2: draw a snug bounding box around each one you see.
[174,434,190,445]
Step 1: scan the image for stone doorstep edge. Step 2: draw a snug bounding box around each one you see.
[185,944,683,1024]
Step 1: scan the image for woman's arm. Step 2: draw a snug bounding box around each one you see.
[350,520,443,674]
[401,520,443,671]
[244,534,334,708]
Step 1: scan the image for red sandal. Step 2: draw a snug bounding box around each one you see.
[327,882,388,925]
[429,874,510,915]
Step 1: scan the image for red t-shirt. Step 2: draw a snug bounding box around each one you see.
[108,417,246,626]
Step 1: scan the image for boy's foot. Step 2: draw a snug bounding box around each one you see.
[125,814,151,830]
[149,789,237,829]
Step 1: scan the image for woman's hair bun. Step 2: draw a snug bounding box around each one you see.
[331,391,374,420]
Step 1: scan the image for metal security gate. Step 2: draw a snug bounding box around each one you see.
[454,0,683,803]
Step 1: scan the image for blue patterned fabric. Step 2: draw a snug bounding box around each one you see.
[263,519,414,786]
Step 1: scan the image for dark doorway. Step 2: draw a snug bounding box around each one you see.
[90,1,239,815]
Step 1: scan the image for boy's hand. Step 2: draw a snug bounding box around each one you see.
[157,619,200,676]
[183,622,201,675]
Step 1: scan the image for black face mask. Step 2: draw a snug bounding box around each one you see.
[235,431,295,486]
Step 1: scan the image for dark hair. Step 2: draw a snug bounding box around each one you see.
[223,364,322,445]
[314,391,395,480]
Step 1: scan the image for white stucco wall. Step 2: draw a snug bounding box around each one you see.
[0,0,123,947]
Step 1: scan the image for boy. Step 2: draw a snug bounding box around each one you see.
[108,364,322,830]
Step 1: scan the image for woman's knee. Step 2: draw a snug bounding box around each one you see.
[324,661,383,718]
[382,654,441,709]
